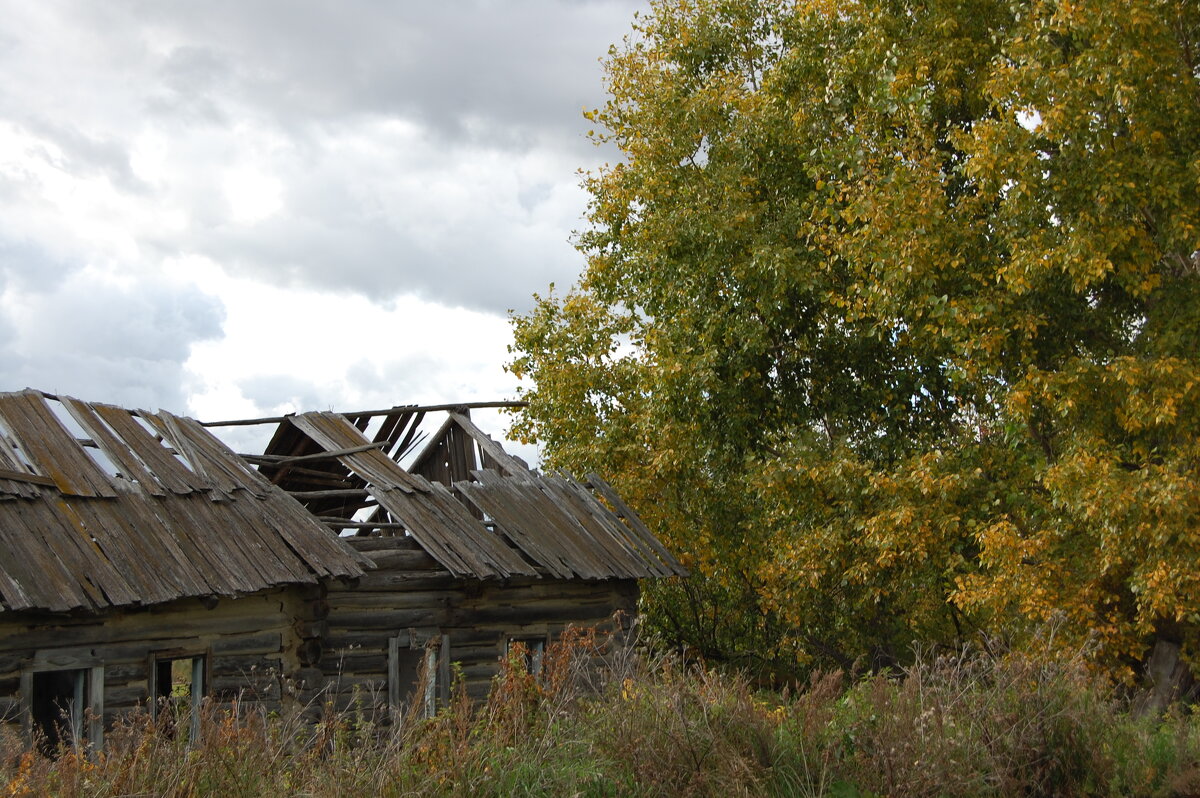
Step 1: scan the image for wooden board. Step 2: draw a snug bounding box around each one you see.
[60,397,166,496]
[0,392,367,615]
[290,413,428,495]
[0,392,115,498]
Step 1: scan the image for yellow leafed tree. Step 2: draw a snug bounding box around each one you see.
[509,0,1200,681]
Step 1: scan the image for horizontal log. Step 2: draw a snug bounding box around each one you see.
[460,581,637,603]
[283,489,373,499]
[324,631,395,651]
[440,628,507,646]
[201,401,528,428]
[211,631,284,657]
[444,646,504,665]
[457,663,501,681]
[75,637,210,664]
[210,676,280,699]
[325,608,447,630]
[367,550,441,571]
[102,662,146,682]
[33,649,100,669]
[212,654,283,675]
[104,686,148,710]
[455,597,627,617]
[343,537,421,552]
[325,571,456,591]
[264,465,352,486]
[319,519,408,529]
[0,597,294,650]
[326,653,388,676]
[450,602,624,627]
[327,591,456,611]
[245,442,387,465]
[0,654,27,676]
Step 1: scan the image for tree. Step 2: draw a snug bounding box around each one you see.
[509,0,1200,680]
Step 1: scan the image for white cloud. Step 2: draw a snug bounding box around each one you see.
[222,166,284,225]
[0,0,650,461]
[0,264,224,410]
[173,255,535,460]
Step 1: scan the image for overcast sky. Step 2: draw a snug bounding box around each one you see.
[0,0,646,456]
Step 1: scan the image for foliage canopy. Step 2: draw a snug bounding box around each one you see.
[509,0,1200,680]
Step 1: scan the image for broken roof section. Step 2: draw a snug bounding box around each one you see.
[243,405,687,581]
[0,390,368,614]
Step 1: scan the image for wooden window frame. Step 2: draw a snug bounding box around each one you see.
[506,635,548,677]
[388,630,450,721]
[20,654,105,752]
[148,649,209,742]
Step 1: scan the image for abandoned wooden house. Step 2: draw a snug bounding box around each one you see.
[0,389,684,750]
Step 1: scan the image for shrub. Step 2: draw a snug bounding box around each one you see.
[2,630,1199,797]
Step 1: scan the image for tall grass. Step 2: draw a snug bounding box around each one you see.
[4,629,1199,797]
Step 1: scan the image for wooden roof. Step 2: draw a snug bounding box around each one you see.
[0,390,368,614]
[250,407,687,581]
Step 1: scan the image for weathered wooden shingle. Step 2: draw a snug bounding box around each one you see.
[288,413,537,579]
[265,409,687,581]
[0,391,368,614]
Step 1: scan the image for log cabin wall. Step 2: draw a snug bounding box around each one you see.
[0,389,368,747]
[320,536,639,715]
[242,402,686,719]
[0,585,322,740]
[0,393,682,746]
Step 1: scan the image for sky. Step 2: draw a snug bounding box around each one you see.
[0,0,646,457]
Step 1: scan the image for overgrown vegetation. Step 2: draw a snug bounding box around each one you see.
[507,0,1200,681]
[6,630,1200,797]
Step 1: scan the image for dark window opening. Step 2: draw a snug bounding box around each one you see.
[31,669,87,755]
[389,634,447,721]
[507,637,546,676]
[152,655,205,741]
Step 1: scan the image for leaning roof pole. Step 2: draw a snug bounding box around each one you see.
[199,400,527,428]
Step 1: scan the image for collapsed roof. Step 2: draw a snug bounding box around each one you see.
[0,390,368,614]
[0,390,686,615]
[245,407,686,581]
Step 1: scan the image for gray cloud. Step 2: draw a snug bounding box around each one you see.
[237,374,332,413]
[236,350,491,420]
[0,257,225,410]
[189,160,582,312]
[0,240,74,293]
[21,118,147,194]
[226,352,536,464]
[127,0,640,150]
[0,0,645,421]
[0,0,645,315]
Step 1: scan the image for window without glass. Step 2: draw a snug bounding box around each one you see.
[507,637,547,676]
[389,634,448,720]
[26,666,103,754]
[151,654,206,741]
